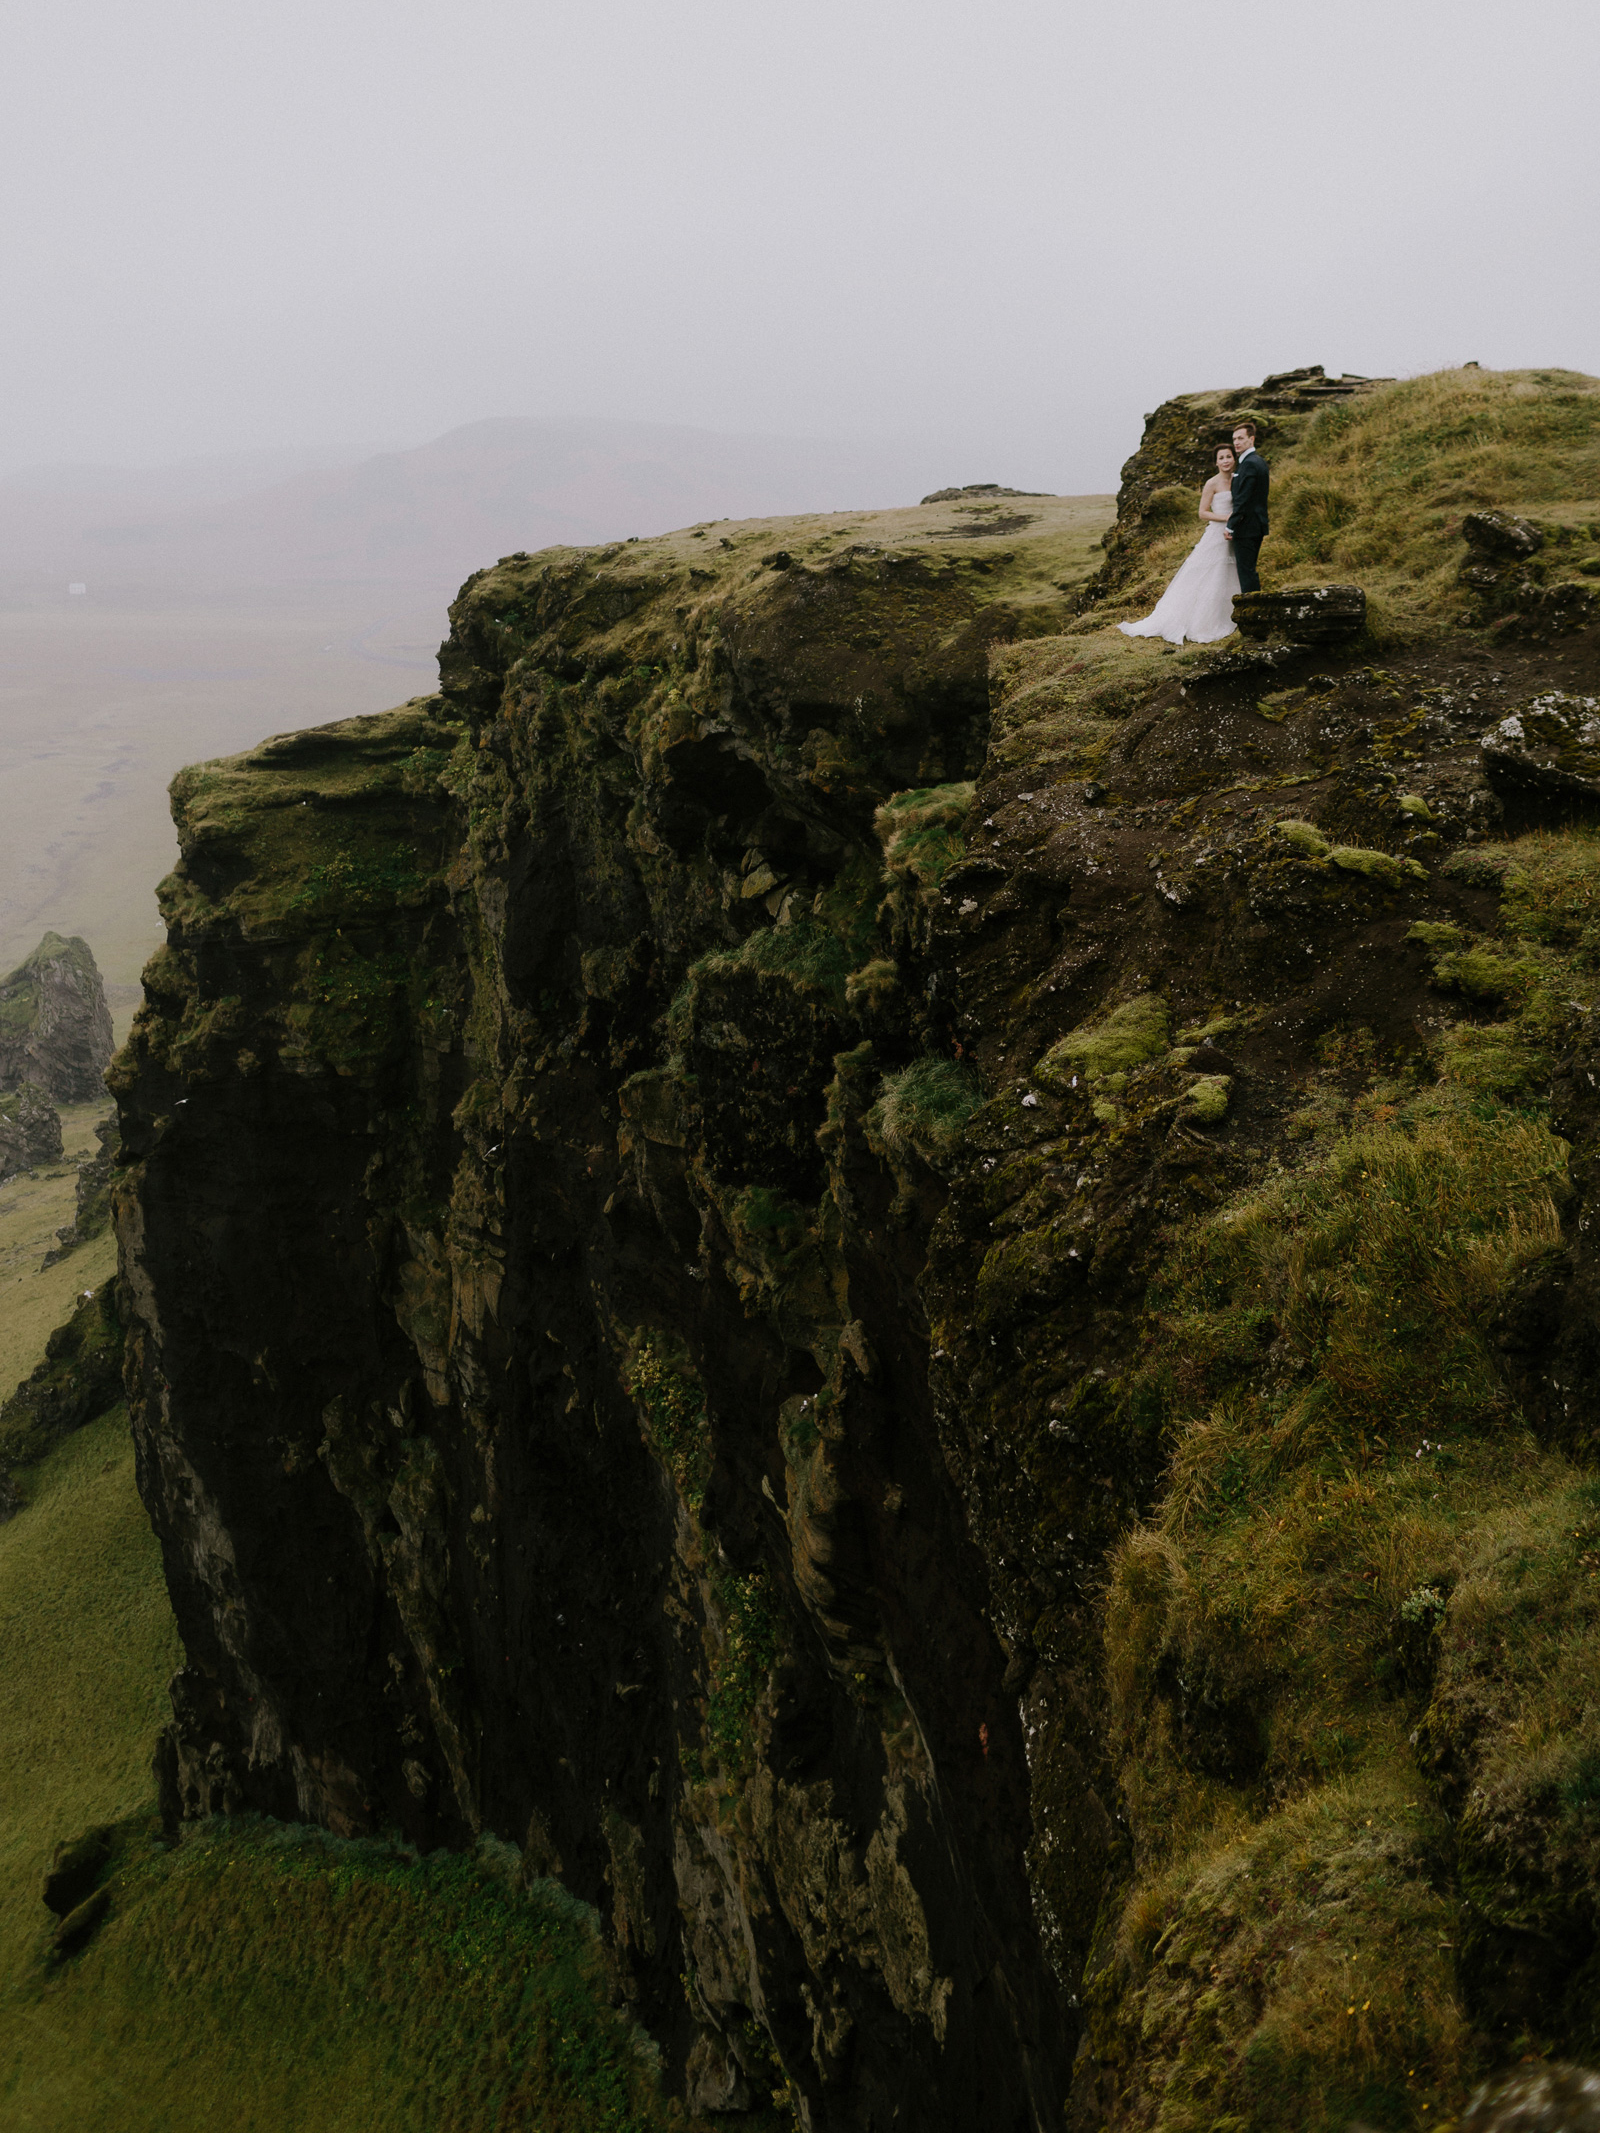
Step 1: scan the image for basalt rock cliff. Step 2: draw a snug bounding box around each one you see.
[114,370,1600,2130]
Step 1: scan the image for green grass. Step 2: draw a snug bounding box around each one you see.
[9,1820,668,2133]
[867,1056,981,1167]
[1089,1088,1575,2128]
[0,1406,678,2130]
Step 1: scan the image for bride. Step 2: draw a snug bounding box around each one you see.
[1118,445,1241,644]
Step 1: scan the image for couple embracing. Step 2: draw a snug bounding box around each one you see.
[1119,421,1269,646]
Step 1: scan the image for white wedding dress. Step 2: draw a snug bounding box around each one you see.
[1118,486,1240,645]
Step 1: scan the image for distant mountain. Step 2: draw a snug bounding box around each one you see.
[0,419,954,597]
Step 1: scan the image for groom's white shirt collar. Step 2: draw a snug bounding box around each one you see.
[1238,446,1257,459]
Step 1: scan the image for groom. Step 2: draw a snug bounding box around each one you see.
[1224,421,1269,593]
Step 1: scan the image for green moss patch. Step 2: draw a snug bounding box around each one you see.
[1036,993,1170,1090]
[625,1339,710,1511]
[704,1569,781,1773]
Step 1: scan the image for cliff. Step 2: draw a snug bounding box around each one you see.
[0,1081,62,1185]
[0,931,115,1104]
[113,369,1600,2130]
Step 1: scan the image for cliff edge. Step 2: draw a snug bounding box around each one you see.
[113,369,1600,2130]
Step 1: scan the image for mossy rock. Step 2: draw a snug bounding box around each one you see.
[1035,993,1170,1091]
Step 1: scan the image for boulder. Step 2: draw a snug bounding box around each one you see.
[0,1080,62,1183]
[0,933,114,1103]
[684,2032,755,2114]
[1232,585,1366,642]
[42,1823,115,1917]
[1459,2063,1600,2131]
[1463,509,1545,559]
[1481,692,1600,801]
[50,1884,112,1959]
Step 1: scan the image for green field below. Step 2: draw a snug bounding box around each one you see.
[0,1334,681,2129]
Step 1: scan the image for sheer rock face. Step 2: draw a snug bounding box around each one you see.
[0,931,115,1103]
[112,506,1105,2133]
[0,1079,62,1183]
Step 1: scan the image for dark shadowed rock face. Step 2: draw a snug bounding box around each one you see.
[0,932,115,1103]
[0,1079,62,1183]
[113,509,1101,2133]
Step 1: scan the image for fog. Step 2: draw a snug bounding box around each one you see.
[3,0,1596,492]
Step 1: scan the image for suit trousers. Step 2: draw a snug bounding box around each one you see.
[1232,535,1264,595]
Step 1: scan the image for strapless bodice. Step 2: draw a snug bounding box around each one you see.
[1212,486,1232,507]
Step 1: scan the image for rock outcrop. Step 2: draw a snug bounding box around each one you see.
[0,1281,124,1518]
[0,932,115,1103]
[0,1080,62,1183]
[113,371,1600,2128]
[40,1112,120,1267]
[1233,584,1366,643]
[1481,690,1600,801]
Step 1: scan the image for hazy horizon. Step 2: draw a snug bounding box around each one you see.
[2,0,1595,491]
[3,0,1598,1008]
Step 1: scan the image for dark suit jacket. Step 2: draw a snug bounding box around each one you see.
[1229,450,1270,538]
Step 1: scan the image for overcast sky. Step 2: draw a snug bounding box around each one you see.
[2,0,1596,494]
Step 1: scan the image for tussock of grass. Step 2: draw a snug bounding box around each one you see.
[875,783,973,952]
[867,1056,980,1167]
[873,783,974,888]
[1274,818,1330,857]
[844,958,898,1010]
